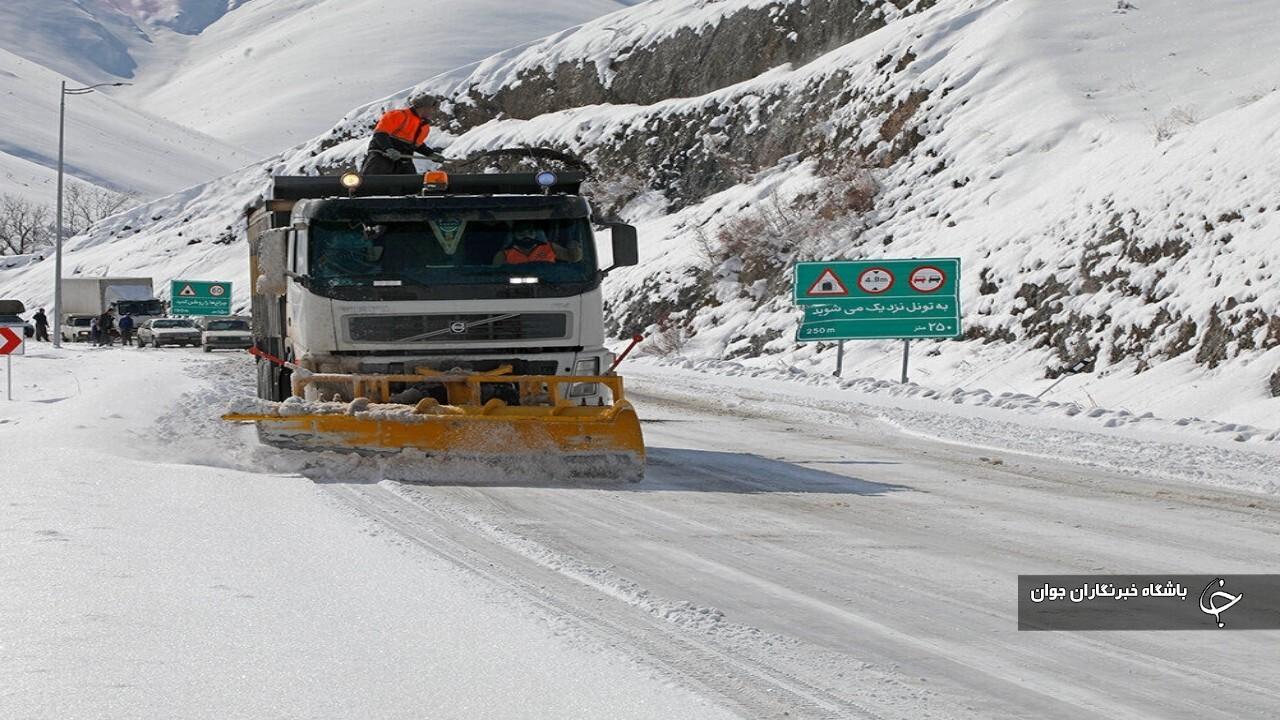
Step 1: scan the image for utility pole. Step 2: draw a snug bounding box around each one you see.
[53,81,65,348]
[52,80,130,349]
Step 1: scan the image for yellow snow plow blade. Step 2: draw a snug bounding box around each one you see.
[223,372,645,479]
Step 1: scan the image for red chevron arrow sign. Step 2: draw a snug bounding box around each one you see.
[0,326,23,355]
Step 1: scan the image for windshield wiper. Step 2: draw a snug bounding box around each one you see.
[395,313,520,343]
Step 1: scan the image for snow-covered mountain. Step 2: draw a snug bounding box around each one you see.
[0,0,637,155]
[2,0,1277,426]
[0,1,246,81]
[0,0,149,81]
[102,0,255,35]
[117,0,637,153]
[0,47,254,206]
[0,0,631,259]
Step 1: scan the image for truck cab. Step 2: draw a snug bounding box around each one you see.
[112,298,165,324]
[247,172,639,404]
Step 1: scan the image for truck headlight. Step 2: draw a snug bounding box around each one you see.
[569,357,600,398]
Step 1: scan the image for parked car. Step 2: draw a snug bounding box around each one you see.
[60,314,95,343]
[138,318,201,348]
[194,315,247,330]
[201,318,252,352]
[0,301,30,338]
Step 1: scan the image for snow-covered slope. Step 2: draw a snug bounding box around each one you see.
[2,0,1276,425]
[0,0,624,214]
[0,1,260,83]
[0,0,636,155]
[1,347,740,720]
[0,48,254,204]
[121,0,634,153]
[104,0,256,35]
[0,0,148,82]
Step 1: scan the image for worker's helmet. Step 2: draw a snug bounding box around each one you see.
[409,95,437,112]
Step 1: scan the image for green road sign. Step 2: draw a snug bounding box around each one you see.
[171,280,232,316]
[793,258,961,341]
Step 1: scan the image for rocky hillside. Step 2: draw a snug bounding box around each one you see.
[278,0,1280,394]
[3,0,1277,420]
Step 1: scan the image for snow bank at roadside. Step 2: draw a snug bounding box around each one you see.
[622,355,1280,496]
[637,354,1280,446]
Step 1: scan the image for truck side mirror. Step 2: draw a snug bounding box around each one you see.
[608,223,639,269]
[254,228,292,297]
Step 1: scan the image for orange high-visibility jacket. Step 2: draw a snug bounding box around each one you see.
[374,108,431,146]
[503,243,557,264]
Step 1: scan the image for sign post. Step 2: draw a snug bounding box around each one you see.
[902,338,911,384]
[793,258,961,382]
[170,280,232,316]
[0,325,24,401]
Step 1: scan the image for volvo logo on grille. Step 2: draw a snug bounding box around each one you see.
[449,321,468,334]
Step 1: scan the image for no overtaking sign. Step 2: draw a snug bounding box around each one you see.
[793,258,962,341]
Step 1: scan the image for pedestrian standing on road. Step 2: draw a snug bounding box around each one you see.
[89,316,100,344]
[97,309,114,346]
[33,308,49,342]
[118,313,135,347]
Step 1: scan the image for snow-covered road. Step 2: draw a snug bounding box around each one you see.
[3,347,1278,718]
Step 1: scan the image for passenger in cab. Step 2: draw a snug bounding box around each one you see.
[493,223,581,265]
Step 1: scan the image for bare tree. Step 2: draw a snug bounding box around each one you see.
[64,183,137,236]
[0,193,52,256]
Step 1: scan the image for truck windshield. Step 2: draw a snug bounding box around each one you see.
[309,216,597,289]
[117,300,164,316]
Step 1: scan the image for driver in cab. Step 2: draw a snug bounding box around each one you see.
[494,222,581,265]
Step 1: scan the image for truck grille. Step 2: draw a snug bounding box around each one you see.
[349,313,570,343]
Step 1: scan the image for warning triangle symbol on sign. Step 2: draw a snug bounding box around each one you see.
[179,284,196,297]
[806,268,849,296]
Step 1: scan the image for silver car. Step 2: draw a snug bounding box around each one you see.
[138,318,202,348]
[201,318,252,352]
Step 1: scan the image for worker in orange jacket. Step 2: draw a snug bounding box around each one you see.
[360,96,445,174]
[493,223,582,265]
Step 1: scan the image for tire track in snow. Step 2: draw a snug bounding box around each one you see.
[323,480,895,720]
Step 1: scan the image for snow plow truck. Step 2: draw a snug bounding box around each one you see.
[223,169,646,480]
